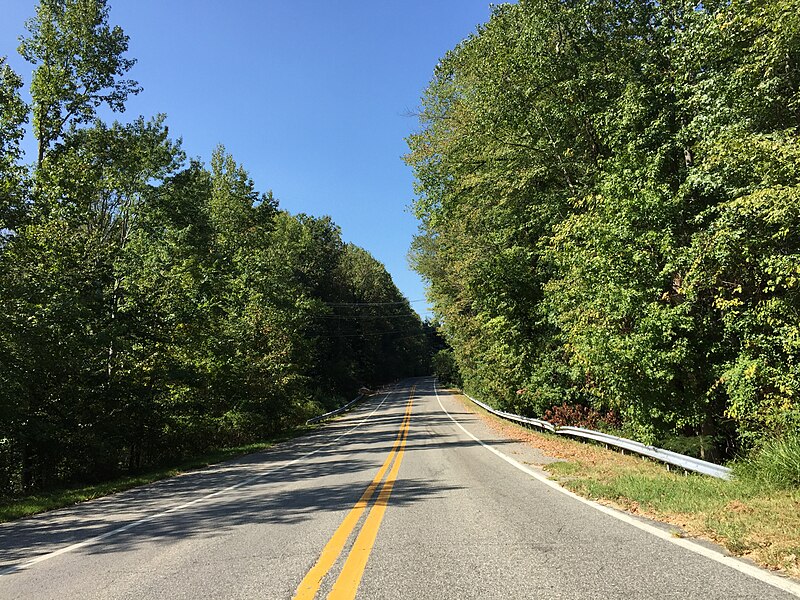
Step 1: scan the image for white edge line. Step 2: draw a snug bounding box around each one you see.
[433,380,800,598]
[1,388,398,576]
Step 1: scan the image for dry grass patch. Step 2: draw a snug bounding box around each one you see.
[452,392,800,580]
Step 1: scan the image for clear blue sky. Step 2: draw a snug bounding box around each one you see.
[0,1,501,317]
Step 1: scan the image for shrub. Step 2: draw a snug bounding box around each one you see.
[734,433,800,489]
[542,403,621,431]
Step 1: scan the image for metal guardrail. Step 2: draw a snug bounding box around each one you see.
[306,394,364,425]
[464,394,732,480]
[556,426,733,479]
[467,395,556,432]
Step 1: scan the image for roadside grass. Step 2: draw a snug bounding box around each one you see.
[454,393,800,580]
[0,426,312,523]
[735,433,800,490]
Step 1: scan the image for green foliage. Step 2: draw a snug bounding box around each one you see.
[735,433,800,490]
[408,0,800,454]
[0,1,429,497]
[0,57,28,231]
[19,0,141,163]
[431,349,461,387]
[685,186,800,442]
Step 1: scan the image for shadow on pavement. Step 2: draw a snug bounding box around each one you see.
[0,377,499,570]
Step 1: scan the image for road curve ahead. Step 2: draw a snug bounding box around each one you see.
[1,378,798,599]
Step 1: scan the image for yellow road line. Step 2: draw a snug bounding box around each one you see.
[327,391,413,600]
[293,388,415,600]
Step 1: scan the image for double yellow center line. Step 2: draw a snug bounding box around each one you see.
[294,386,415,600]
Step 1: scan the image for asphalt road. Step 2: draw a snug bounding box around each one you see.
[1,378,798,599]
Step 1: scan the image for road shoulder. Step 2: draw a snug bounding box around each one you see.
[438,386,800,592]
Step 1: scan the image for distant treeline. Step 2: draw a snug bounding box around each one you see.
[408,0,800,457]
[0,0,431,495]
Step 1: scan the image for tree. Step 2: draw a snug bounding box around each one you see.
[1,0,426,495]
[408,0,800,453]
[0,57,28,232]
[18,0,140,165]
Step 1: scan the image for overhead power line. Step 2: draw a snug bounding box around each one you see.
[312,329,424,338]
[313,314,418,320]
[322,299,426,307]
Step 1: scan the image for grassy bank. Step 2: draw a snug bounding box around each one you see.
[0,427,311,523]
[455,393,800,580]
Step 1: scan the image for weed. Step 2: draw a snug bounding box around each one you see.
[734,433,800,490]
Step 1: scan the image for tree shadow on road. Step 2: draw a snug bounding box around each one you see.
[0,378,512,570]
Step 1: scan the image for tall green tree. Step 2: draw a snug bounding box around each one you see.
[18,0,140,165]
[0,57,28,231]
[408,0,800,452]
[1,0,428,495]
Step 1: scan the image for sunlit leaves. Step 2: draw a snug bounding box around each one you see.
[19,0,141,163]
[408,0,800,450]
[1,1,428,494]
